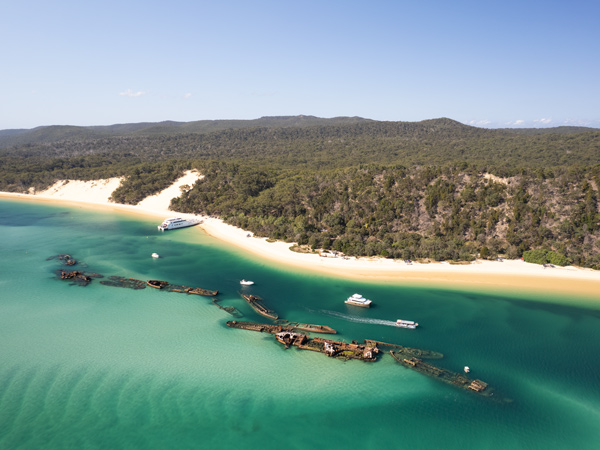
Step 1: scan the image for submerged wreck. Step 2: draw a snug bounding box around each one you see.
[364,340,443,359]
[100,276,146,290]
[390,351,496,397]
[60,270,90,281]
[97,276,218,296]
[47,254,78,266]
[57,269,103,286]
[227,320,337,335]
[227,320,284,333]
[240,293,278,320]
[276,320,337,334]
[211,298,243,318]
[165,284,218,296]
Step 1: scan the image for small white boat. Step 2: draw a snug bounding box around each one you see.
[464,366,470,373]
[151,253,160,258]
[345,293,372,307]
[240,279,254,286]
[396,319,418,329]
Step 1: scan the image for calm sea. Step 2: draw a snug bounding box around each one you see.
[1,198,599,450]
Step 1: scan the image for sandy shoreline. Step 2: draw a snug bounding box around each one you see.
[2,174,600,301]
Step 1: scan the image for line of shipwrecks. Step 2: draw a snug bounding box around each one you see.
[56,269,221,296]
[51,253,505,401]
[226,320,503,399]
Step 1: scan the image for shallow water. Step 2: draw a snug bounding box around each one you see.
[1,198,599,449]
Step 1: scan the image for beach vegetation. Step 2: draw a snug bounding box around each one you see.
[522,249,569,267]
[480,246,490,259]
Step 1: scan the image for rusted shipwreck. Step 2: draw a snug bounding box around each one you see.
[364,339,443,359]
[390,350,494,396]
[168,284,218,296]
[278,332,379,361]
[227,320,337,335]
[147,279,169,289]
[100,276,146,289]
[101,276,218,296]
[47,254,78,266]
[240,293,278,320]
[211,298,244,318]
[60,270,90,282]
[57,269,103,286]
[277,320,337,334]
[227,320,374,361]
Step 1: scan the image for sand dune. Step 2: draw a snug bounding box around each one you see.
[137,171,204,211]
[37,177,124,203]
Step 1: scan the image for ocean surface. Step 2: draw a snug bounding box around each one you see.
[1,198,599,450]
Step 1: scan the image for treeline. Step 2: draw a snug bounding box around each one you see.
[171,162,600,269]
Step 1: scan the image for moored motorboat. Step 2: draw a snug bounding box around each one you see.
[396,319,418,329]
[157,217,201,231]
[240,279,254,286]
[151,253,160,258]
[464,366,470,373]
[345,293,372,307]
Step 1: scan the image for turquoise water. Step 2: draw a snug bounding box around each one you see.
[1,198,599,449]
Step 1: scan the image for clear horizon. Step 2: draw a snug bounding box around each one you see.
[2,0,599,130]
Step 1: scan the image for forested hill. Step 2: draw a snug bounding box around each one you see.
[0,115,372,149]
[1,115,597,150]
[2,116,600,268]
[2,118,600,171]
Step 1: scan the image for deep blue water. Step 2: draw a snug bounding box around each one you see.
[1,198,599,449]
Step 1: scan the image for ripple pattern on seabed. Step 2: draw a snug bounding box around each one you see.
[2,199,600,450]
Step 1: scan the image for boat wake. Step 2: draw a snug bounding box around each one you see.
[312,309,399,327]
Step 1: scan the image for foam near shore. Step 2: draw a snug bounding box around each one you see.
[2,173,600,300]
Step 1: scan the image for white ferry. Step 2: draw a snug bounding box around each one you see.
[345,293,372,308]
[157,217,201,231]
[396,319,418,329]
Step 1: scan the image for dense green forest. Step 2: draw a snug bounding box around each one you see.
[2,117,599,268]
[171,162,600,268]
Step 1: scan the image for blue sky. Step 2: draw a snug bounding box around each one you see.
[1,0,599,129]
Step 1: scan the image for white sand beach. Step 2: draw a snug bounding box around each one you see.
[2,172,600,299]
